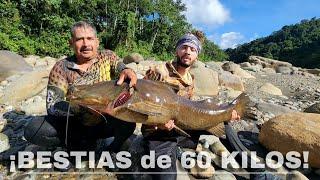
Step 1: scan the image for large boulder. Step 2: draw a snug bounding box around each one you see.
[256,102,296,116]
[304,102,320,114]
[218,71,244,91]
[259,112,320,168]
[248,56,292,68]
[222,62,255,79]
[126,60,162,78]
[205,61,223,72]
[259,83,282,96]
[123,53,144,64]
[303,68,320,76]
[0,69,49,105]
[191,63,219,96]
[0,50,33,82]
[275,66,292,74]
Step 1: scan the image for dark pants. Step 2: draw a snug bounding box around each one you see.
[24,115,136,152]
[146,135,199,180]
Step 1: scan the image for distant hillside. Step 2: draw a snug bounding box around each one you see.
[226,17,320,68]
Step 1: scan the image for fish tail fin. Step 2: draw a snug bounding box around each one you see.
[233,93,250,117]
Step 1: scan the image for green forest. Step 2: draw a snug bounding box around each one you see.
[226,18,320,68]
[0,0,228,61]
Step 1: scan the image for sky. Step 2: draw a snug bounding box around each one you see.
[181,0,320,49]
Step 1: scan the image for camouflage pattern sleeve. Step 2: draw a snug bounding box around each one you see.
[144,63,168,82]
[46,61,70,117]
[104,50,127,79]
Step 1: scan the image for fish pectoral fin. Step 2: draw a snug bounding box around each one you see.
[174,126,191,138]
[127,101,168,116]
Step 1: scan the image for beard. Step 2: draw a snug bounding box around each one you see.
[177,55,195,68]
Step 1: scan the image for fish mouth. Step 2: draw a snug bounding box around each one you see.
[113,90,132,108]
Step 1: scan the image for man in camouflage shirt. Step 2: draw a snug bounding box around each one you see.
[24,21,137,152]
[142,32,240,180]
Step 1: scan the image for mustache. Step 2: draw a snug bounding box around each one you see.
[181,54,191,59]
[80,47,93,52]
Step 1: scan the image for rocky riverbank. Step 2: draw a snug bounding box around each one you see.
[0,50,319,179]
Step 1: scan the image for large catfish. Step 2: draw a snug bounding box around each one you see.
[68,79,249,136]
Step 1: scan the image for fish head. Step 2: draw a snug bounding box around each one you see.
[68,80,134,114]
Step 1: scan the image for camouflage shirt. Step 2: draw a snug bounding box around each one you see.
[46,50,126,119]
[142,60,195,138]
[144,60,194,99]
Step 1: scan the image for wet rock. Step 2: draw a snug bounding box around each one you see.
[259,112,320,168]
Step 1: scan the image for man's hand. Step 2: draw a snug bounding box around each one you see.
[155,119,175,131]
[117,68,137,87]
[231,110,241,121]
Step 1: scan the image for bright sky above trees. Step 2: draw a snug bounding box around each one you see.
[181,0,320,49]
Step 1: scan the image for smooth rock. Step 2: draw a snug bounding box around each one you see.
[304,68,320,76]
[248,55,292,68]
[24,55,40,67]
[0,80,8,86]
[242,64,263,72]
[20,97,46,115]
[259,83,282,96]
[286,170,309,180]
[239,62,251,68]
[0,133,10,153]
[275,66,292,74]
[221,62,255,79]
[210,170,237,180]
[191,65,219,96]
[0,50,33,82]
[261,67,276,74]
[190,160,215,179]
[205,61,223,72]
[304,102,320,114]
[218,71,245,91]
[123,53,144,64]
[0,69,49,105]
[256,102,296,116]
[0,119,7,132]
[259,112,320,168]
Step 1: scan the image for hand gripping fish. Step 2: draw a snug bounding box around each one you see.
[67,79,250,136]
